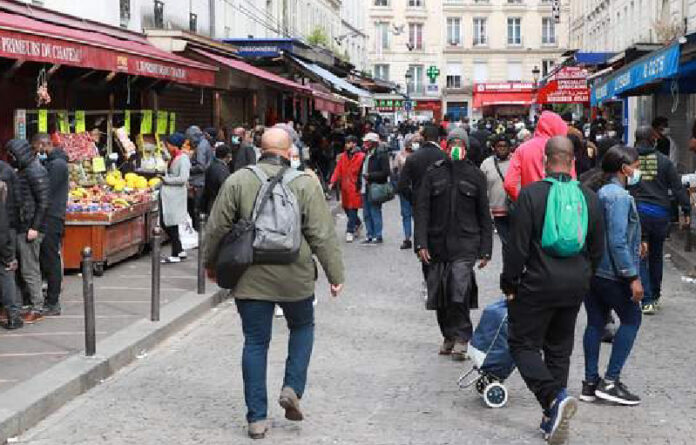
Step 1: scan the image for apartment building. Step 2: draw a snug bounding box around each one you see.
[367,0,570,121]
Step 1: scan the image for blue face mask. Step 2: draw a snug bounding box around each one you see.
[38,153,47,162]
[626,167,642,186]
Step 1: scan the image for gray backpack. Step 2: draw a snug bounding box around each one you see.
[248,165,305,264]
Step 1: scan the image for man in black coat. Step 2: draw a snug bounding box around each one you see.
[414,129,493,360]
[397,124,447,205]
[202,144,232,214]
[231,127,257,172]
[33,134,69,316]
[500,136,605,443]
[6,139,49,322]
[358,133,390,245]
[0,178,21,329]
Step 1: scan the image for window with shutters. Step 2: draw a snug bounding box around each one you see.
[446,63,462,89]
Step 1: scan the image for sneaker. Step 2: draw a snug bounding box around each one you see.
[247,420,268,439]
[400,239,412,250]
[595,379,641,406]
[451,342,469,361]
[178,251,188,260]
[354,224,362,238]
[580,380,598,403]
[161,256,181,264]
[546,389,578,445]
[439,339,455,355]
[40,304,62,316]
[540,414,552,440]
[278,386,303,421]
[641,303,656,315]
[360,238,374,246]
[345,232,355,243]
[372,238,384,245]
[274,306,284,318]
[22,311,44,324]
[1,316,23,330]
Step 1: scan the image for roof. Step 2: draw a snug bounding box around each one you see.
[289,55,372,98]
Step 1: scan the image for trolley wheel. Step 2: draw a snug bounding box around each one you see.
[93,262,105,277]
[475,376,487,395]
[483,382,508,408]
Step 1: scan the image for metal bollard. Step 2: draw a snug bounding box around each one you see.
[151,226,162,322]
[197,213,207,295]
[81,247,96,357]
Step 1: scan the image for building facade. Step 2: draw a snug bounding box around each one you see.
[367,0,570,121]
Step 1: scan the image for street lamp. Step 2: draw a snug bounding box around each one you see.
[532,65,541,87]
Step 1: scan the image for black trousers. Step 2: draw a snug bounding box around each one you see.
[162,224,182,257]
[508,296,581,411]
[436,303,473,343]
[39,217,64,307]
[187,186,204,231]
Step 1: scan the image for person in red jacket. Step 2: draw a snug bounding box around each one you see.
[504,111,571,201]
[330,135,365,242]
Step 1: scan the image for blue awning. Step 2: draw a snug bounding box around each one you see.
[289,55,372,99]
[574,52,616,66]
[591,42,681,106]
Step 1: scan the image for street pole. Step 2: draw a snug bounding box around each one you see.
[81,247,96,357]
[197,213,207,295]
[151,226,162,322]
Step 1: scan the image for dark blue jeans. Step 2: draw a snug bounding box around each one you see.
[493,216,510,260]
[362,193,383,240]
[638,212,670,305]
[235,296,315,422]
[399,195,412,240]
[583,276,642,382]
[345,208,361,234]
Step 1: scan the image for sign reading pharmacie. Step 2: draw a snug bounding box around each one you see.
[0,29,215,87]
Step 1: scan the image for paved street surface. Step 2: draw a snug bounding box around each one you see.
[15,201,696,444]
[0,249,203,394]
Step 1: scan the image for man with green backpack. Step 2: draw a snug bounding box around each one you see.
[501,136,605,445]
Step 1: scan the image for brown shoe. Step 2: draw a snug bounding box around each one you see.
[451,342,469,361]
[247,420,268,439]
[22,311,44,324]
[278,386,303,421]
[439,339,455,355]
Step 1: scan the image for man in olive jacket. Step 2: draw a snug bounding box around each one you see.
[204,128,344,440]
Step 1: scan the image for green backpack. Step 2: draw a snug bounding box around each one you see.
[541,177,589,257]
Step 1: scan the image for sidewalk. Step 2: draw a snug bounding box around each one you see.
[0,248,219,393]
[664,227,696,277]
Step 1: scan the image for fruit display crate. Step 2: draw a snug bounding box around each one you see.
[62,200,159,276]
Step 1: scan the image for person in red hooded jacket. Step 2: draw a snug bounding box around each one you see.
[504,111,573,201]
[330,135,365,243]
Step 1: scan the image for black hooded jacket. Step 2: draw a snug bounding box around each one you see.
[6,139,50,233]
[44,148,70,223]
[630,141,691,214]
[0,160,20,231]
[0,181,13,264]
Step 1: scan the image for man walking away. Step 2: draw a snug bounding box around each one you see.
[501,136,604,444]
[504,111,569,201]
[415,130,493,360]
[631,126,691,314]
[359,133,390,245]
[393,134,421,249]
[0,179,22,329]
[35,134,69,315]
[6,139,49,323]
[232,127,258,172]
[204,128,344,440]
[201,144,232,215]
[185,126,213,231]
[480,134,512,257]
[329,135,365,243]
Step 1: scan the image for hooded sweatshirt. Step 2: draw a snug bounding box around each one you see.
[186,125,213,188]
[6,139,49,233]
[503,111,570,201]
[631,141,691,215]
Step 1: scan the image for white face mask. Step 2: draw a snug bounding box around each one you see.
[608,131,617,138]
[661,127,671,136]
[411,143,420,151]
[290,159,301,169]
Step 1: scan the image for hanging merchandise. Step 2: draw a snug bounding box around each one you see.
[36,68,51,107]
[75,110,86,133]
[38,109,48,133]
[140,110,153,134]
[156,110,168,134]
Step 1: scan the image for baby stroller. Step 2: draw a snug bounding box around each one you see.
[458,299,515,408]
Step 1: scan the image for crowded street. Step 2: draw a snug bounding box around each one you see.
[13,201,696,445]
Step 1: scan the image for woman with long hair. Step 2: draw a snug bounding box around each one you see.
[581,145,645,406]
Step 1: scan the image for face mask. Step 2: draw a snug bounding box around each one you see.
[37,153,47,162]
[608,131,617,138]
[450,146,465,161]
[661,128,671,136]
[626,167,642,186]
[291,159,301,169]
[231,136,241,145]
[411,143,420,151]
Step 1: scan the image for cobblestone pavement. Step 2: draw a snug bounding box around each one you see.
[16,201,696,445]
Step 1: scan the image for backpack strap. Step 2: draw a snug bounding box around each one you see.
[281,168,308,186]
[251,166,288,222]
[247,165,269,183]
[493,157,505,183]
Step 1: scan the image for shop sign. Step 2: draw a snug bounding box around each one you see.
[426,84,439,96]
[536,67,590,104]
[591,42,680,105]
[475,82,535,92]
[14,109,26,140]
[375,98,405,112]
[0,29,215,87]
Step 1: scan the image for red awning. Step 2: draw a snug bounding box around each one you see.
[473,91,533,108]
[192,48,311,94]
[0,11,216,86]
[311,87,344,114]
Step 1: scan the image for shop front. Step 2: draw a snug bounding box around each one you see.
[0,5,217,274]
[472,83,535,118]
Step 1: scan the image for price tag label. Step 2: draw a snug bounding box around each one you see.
[57,111,70,133]
[38,109,48,133]
[156,111,168,135]
[75,110,86,133]
[169,112,176,134]
[92,156,106,173]
[140,110,153,134]
[124,110,131,134]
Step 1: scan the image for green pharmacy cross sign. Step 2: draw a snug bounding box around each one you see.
[426,66,440,82]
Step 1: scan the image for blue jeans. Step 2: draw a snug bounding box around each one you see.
[638,212,670,304]
[493,216,510,260]
[362,193,383,240]
[583,276,642,382]
[235,296,315,422]
[399,195,412,240]
[345,208,361,234]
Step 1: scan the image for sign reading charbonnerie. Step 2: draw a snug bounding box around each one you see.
[0,30,215,87]
[591,42,680,106]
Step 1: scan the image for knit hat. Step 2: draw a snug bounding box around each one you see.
[447,126,469,148]
[166,132,186,148]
